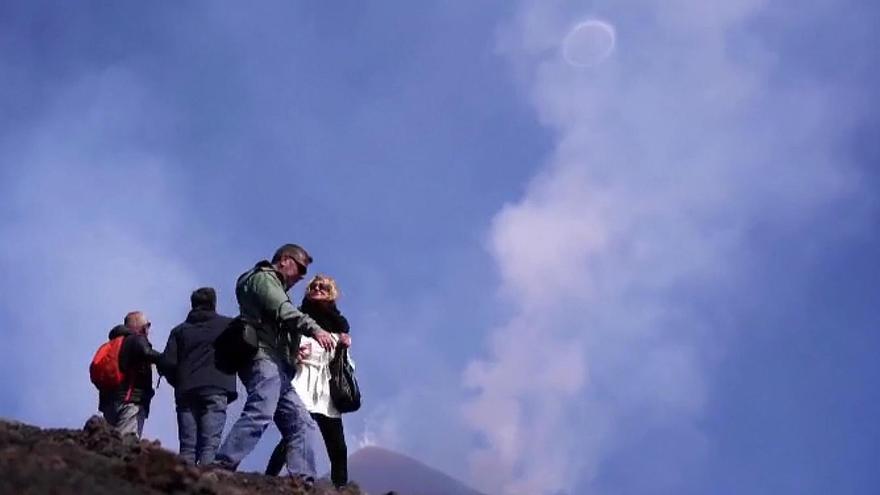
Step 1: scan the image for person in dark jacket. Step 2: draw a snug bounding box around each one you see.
[99,311,161,438]
[158,287,238,465]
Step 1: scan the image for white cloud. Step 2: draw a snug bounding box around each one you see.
[463,1,862,494]
[355,403,404,451]
[0,67,199,447]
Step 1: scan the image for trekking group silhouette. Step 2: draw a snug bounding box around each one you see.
[88,243,360,489]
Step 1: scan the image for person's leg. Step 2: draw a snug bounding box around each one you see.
[101,402,119,427]
[313,414,348,487]
[114,403,142,438]
[214,356,281,469]
[264,439,288,476]
[196,394,228,465]
[275,365,317,480]
[136,404,147,438]
[176,398,198,464]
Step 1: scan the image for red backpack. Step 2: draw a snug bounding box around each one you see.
[89,336,128,392]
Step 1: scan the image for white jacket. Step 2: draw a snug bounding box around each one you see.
[292,333,355,418]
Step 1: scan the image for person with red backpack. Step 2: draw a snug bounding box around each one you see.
[90,311,161,438]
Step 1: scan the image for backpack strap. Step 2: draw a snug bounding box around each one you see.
[118,335,137,403]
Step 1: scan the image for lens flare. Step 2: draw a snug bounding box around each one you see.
[562,19,616,67]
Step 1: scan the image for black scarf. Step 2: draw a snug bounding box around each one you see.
[299,297,350,334]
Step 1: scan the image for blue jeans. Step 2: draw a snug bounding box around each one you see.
[102,402,147,438]
[176,393,228,465]
[215,350,317,479]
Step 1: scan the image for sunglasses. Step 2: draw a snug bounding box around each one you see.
[295,262,307,276]
[309,282,333,293]
[283,255,308,276]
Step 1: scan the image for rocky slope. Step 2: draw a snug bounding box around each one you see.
[0,416,365,495]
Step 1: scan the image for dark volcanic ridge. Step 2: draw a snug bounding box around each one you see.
[0,416,366,495]
[349,446,486,495]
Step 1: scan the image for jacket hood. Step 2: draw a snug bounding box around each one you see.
[108,324,132,340]
[185,308,218,324]
[238,260,285,290]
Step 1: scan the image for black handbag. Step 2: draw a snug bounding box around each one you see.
[329,348,361,413]
[213,316,259,374]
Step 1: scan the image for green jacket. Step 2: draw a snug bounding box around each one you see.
[235,260,323,366]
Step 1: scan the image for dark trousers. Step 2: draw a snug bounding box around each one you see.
[176,393,228,465]
[266,413,348,487]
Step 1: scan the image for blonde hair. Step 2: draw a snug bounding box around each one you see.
[306,274,340,300]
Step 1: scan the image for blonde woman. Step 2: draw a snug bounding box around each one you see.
[266,275,353,488]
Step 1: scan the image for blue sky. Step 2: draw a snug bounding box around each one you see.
[0,2,878,494]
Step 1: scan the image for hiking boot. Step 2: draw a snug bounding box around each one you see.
[200,460,236,484]
[293,474,315,491]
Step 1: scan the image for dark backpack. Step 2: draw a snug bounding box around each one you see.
[329,348,361,413]
[213,316,259,374]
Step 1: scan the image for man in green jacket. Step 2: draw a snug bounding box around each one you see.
[214,244,335,484]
